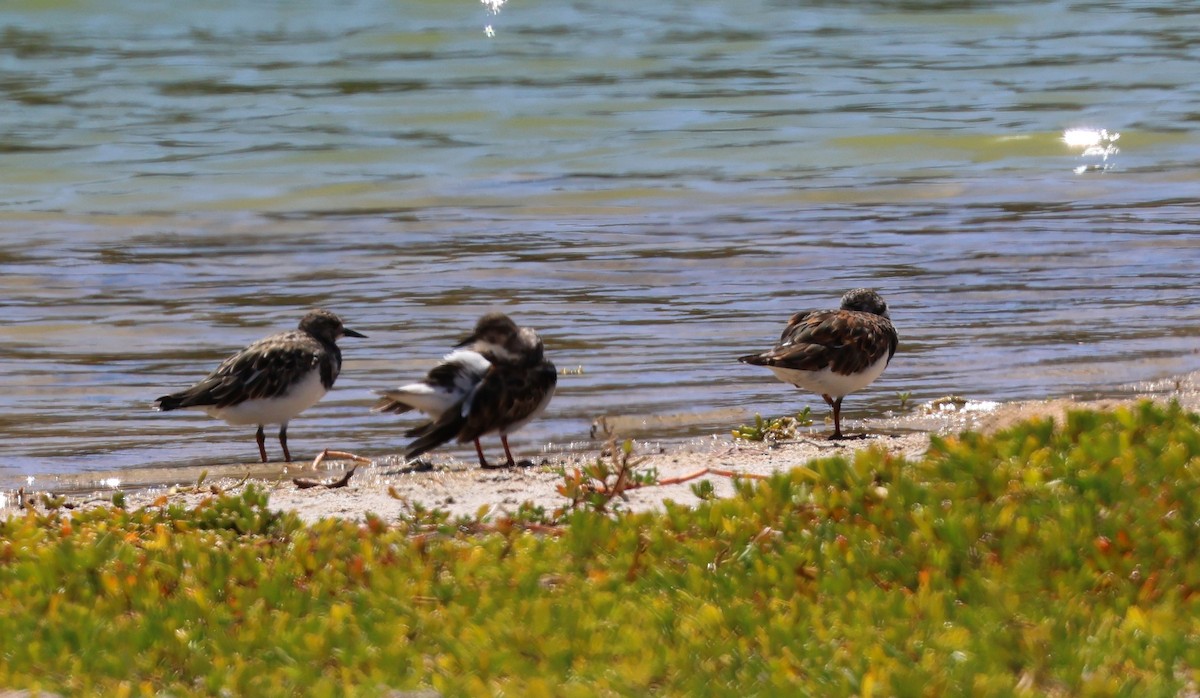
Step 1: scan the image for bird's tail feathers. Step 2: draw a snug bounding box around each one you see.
[372,385,456,417]
[404,420,436,439]
[371,392,415,416]
[404,409,466,460]
[737,353,771,366]
[154,394,187,412]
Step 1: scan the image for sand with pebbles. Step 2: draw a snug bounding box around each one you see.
[8,372,1198,523]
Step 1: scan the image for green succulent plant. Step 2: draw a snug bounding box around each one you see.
[2,401,1199,696]
[732,407,814,442]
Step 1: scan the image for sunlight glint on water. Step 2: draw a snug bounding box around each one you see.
[1063,128,1121,174]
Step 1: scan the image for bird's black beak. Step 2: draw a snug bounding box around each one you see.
[343,328,367,339]
[453,332,477,348]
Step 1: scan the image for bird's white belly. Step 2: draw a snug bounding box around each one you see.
[206,370,327,426]
[768,353,890,398]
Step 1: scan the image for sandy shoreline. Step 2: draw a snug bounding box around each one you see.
[6,373,1199,524]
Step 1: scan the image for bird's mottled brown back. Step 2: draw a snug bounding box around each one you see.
[742,309,898,376]
[159,331,332,409]
[458,358,558,442]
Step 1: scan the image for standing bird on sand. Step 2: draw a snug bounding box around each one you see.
[738,288,898,440]
[155,309,366,463]
[372,312,557,468]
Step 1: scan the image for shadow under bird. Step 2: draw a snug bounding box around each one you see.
[155,309,366,462]
[738,288,898,439]
[372,312,557,468]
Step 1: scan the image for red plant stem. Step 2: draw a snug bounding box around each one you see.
[592,467,768,494]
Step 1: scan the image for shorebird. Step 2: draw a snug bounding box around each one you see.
[373,312,557,468]
[738,288,898,439]
[155,309,366,462]
[452,311,533,362]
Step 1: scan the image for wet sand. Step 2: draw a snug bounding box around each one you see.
[8,373,1198,523]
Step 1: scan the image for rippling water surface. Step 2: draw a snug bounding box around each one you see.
[2,0,1199,487]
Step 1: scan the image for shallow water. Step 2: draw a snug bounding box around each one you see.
[1,0,1199,488]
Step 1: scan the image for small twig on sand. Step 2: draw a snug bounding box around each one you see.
[293,467,356,490]
[311,449,373,469]
[581,466,768,499]
[654,467,769,487]
[220,472,253,494]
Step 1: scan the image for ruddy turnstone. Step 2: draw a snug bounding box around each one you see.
[738,288,898,439]
[372,313,530,426]
[453,311,530,361]
[155,309,366,463]
[373,312,557,468]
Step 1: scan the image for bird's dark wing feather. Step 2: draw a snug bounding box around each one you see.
[403,407,466,460]
[738,309,898,376]
[458,362,558,442]
[371,396,414,416]
[403,420,436,438]
[156,333,323,410]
